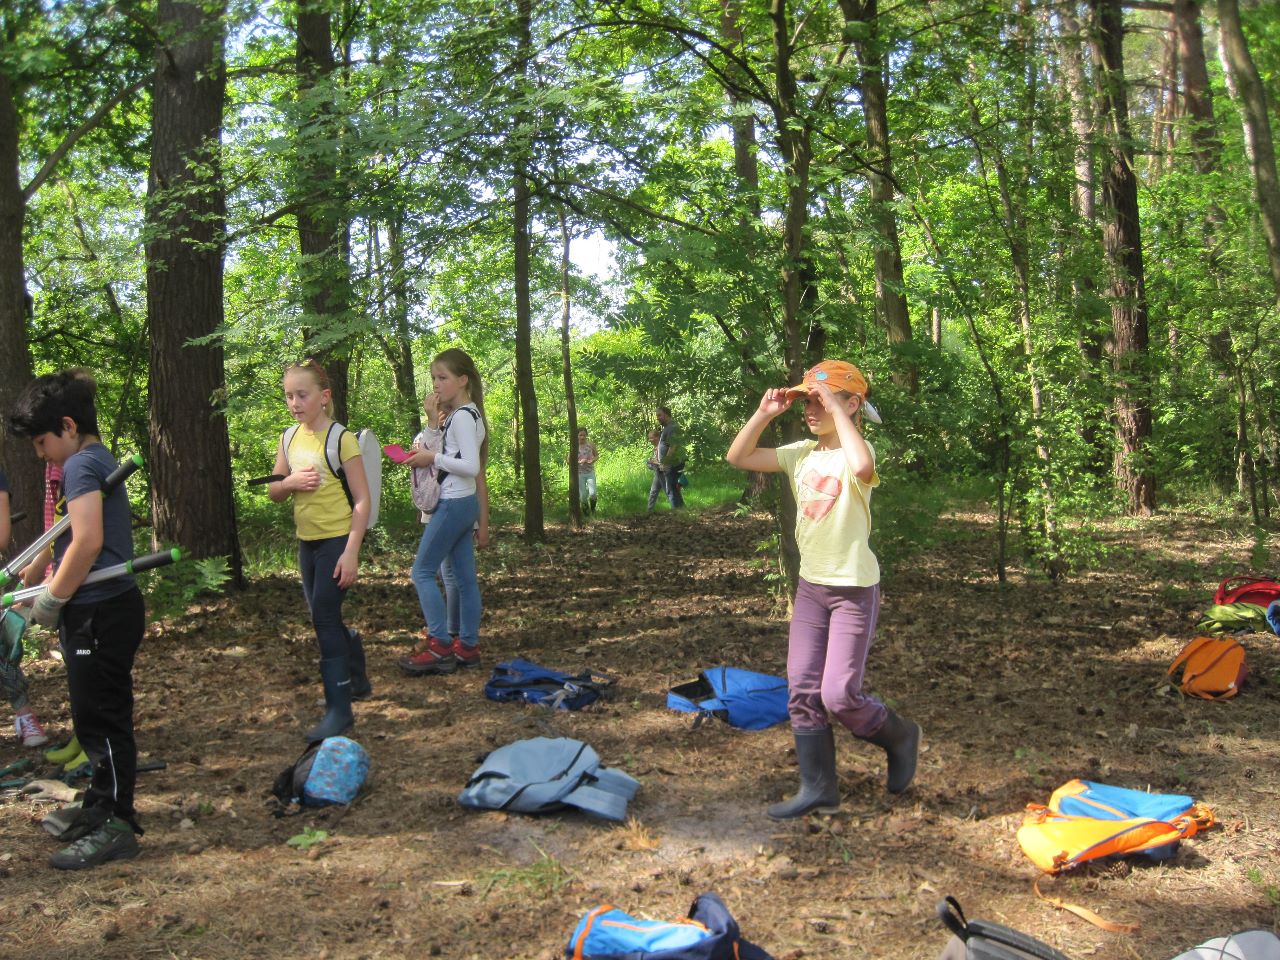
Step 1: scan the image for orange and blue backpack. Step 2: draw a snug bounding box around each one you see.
[1017,779,1214,875]
[566,892,774,960]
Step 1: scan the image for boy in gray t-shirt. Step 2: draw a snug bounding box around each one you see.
[9,369,145,870]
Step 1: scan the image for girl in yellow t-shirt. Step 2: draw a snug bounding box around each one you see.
[727,359,919,820]
[268,359,372,741]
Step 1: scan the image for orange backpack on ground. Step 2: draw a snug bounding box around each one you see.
[1168,636,1247,700]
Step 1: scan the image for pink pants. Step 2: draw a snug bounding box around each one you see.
[786,578,887,736]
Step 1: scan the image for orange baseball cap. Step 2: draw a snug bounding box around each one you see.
[784,360,882,423]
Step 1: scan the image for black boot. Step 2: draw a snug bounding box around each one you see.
[304,657,354,742]
[863,709,920,794]
[347,629,372,701]
[767,727,840,820]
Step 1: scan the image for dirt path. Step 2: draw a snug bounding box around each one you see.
[2,506,1277,959]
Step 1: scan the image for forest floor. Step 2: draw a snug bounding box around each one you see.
[1,502,1278,959]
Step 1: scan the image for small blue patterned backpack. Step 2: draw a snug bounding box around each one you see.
[273,736,369,808]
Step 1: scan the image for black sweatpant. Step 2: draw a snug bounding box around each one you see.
[60,586,145,824]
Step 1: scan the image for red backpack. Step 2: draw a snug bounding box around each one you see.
[1213,575,1280,608]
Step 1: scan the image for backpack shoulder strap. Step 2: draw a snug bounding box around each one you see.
[281,424,301,468]
[325,422,355,508]
[1169,636,1214,676]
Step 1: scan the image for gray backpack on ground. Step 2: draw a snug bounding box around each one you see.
[936,897,1070,960]
[1168,931,1280,960]
[457,736,639,821]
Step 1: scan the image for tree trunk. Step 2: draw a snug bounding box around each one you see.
[296,2,353,423]
[0,71,40,549]
[513,0,543,541]
[1092,0,1155,515]
[147,0,243,581]
[843,0,916,394]
[558,209,581,528]
[1058,3,1110,472]
[1218,0,1280,310]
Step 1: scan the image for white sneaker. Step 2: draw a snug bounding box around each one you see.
[15,710,48,748]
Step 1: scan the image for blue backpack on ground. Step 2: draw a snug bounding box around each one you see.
[566,892,774,960]
[667,666,789,730]
[272,736,370,809]
[484,658,614,711]
[458,737,640,821]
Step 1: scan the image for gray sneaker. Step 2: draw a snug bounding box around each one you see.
[49,816,139,870]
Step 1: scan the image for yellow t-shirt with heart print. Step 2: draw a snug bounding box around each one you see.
[286,425,362,541]
[775,439,880,587]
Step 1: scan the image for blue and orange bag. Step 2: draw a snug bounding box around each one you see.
[566,892,774,960]
[1017,780,1214,875]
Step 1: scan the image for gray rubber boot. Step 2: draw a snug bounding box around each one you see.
[304,657,354,742]
[863,709,920,794]
[767,727,840,820]
[347,629,372,701]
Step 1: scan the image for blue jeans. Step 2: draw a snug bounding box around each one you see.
[441,556,459,638]
[662,466,684,508]
[299,535,351,660]
[412,495,480,647]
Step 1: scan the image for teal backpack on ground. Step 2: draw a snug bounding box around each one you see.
[667,666,789,730]
[566,892,775,960]
[458,737,639,821]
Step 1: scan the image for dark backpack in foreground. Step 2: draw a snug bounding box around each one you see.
[566,891,775,960]
[484,658,614,711]
[936,897,1070,960]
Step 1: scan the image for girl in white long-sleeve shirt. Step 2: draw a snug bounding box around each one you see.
[399,349,489,675]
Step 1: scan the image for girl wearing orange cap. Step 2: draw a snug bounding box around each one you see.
[727,360,919,819]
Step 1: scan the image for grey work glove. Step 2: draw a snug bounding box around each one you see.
[30,590,68,629]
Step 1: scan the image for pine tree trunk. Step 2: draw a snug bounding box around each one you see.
[0,71,40,549]
[513,0,543,541]
[296,3,353,423]
[842,0,916,394]
[1218,0,1280,310]
[1093,0,1155,515]
[559,209,582,528]
[146,0,243,582]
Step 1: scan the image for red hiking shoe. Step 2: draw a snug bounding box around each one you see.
[399,636,457,675]
[452,637,481,669]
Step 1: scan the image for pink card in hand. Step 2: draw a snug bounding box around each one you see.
[383,444,413,464]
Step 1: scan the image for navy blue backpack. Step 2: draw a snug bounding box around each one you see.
[566,892,774,960]
[667,666,789,731]
[484,658,614,711]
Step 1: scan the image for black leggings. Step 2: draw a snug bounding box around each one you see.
[62,587,145,822]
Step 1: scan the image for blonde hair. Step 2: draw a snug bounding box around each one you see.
[432,348,489,464]
[284,358,335,418]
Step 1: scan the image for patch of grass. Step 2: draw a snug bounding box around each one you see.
[478,842,571,899]
[286,827,329,850]
[1246,867,1280,909]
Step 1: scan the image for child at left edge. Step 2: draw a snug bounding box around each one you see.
[1,465,50,749]
[8,368,144,869]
